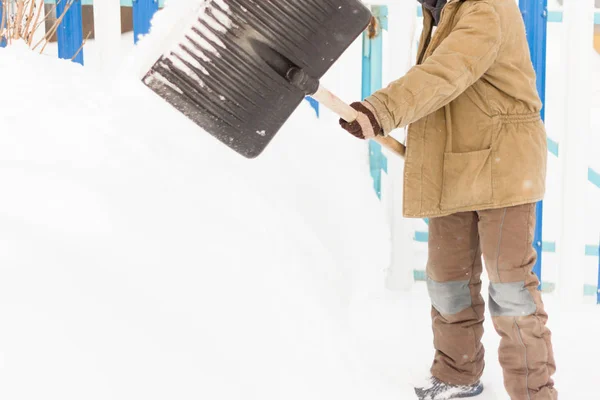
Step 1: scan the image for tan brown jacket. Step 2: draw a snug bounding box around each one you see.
[366,0,547,218]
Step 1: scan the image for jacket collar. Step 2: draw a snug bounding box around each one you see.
[417,0,447,25]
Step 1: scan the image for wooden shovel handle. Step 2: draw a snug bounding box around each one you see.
[310,86,406,158]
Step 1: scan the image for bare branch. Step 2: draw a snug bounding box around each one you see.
[27,0,45,46]
[37,0,72,54]
[71,29,91,61]
[13,1,26,40]
[22,0,38,37]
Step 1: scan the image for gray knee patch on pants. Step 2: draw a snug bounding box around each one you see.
[488,281,536,317]
[427,278,472,315]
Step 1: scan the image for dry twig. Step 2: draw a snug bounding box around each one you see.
[71,29,91,61]
[22,0,38,37]
[33,0,71,53]
[27,0,45,46]
[0,0,77,54]
[13,0,25,40]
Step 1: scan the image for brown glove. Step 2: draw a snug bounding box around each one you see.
[338,102,383,140]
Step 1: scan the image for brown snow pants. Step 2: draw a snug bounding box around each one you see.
[426,204,557,399]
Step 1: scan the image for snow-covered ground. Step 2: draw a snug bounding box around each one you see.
[1,42,599,400]
[0,3,599,400]
[0,41,391,399]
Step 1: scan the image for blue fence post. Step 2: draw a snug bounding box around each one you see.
[56,0,84,65]
[132,0,159,44]
[362,6,388,199]
[0,0,6,48]
[305,97,320,117]
[520,0,548,289]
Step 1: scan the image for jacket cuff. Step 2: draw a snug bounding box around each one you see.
[364,95,394,136]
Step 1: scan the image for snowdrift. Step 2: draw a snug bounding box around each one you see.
[1,4,599,398]
[0,43,395,400]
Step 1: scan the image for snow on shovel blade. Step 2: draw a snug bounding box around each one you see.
[142,0,372,158]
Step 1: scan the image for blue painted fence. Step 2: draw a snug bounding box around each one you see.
[0,1,102,56]
[45,0,163,45]
[56,0,84,65]
[40,0,163,64]
[363,6,388,199]
[0,0,6,48]
[44,0,165,5]
[520,0,548,288]
[132,0,159,43]
[305,97,319,117]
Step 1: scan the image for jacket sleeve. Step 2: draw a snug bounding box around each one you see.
[365,3,502,135]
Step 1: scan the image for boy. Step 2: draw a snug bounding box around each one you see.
[339,0,558,399]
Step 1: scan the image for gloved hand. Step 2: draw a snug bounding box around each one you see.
[338,101,383,140]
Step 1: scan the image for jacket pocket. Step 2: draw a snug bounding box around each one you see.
[440,148,493,210]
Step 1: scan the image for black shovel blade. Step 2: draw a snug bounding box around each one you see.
[142,0,372,158]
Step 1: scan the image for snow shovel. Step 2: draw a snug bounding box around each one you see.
[142,0,406,159]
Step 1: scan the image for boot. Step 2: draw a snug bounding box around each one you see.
[415,376,483,399]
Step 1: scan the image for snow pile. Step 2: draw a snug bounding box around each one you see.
[0,41,394,400]
[0,4,599,399]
